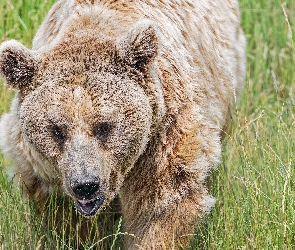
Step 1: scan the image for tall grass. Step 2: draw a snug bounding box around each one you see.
[191,1,295,249]
[0,0,294,249]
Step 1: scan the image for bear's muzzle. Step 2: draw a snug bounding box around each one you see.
[74,196,105,216]
[70,177,105,216]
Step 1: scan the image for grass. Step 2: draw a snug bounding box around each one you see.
[0,0,295,249]
[191,1,295,249]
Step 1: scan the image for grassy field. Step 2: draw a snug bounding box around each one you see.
[0,0,294,249]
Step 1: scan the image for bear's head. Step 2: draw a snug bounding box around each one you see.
[0,20,160,216]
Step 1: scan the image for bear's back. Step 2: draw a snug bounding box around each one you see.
[33,0,245,129]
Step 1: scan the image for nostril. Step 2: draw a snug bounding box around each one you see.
[72,182,100,199]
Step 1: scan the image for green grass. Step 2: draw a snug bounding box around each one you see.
[0,0,295,249]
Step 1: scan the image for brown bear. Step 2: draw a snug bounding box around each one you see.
[0,0,246,249]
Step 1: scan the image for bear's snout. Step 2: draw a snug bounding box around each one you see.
[71,179,100,200]
[70,177,105,216]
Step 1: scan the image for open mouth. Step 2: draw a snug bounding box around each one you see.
[74,196,105,216]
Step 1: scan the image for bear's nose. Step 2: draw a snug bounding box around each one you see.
[72,181,100,199]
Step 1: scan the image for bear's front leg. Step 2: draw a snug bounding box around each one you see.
[121,182,214,250]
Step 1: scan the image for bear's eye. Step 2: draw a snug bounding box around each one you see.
[94,122,112,141]
[51,125,67,145]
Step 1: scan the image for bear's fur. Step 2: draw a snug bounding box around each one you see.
[0,0,246,249]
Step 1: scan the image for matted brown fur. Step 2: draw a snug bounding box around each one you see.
[0,0,246,249]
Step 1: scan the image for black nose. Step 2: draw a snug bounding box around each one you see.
[72,181,100,199]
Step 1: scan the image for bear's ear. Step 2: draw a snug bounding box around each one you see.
[0,40,37,91]
[116,20,159,71]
